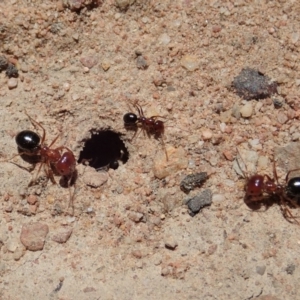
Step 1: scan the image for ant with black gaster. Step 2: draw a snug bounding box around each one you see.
[123,101,168,160]
[236,149,300,224]
[11,113,77,214]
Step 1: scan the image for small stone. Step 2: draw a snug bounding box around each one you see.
[128,211,144,223]
[101,60,111,71]
[72,33,79,41]
[115,0,135,10]
[136,55,149,69]
[240,102,253,118]
[27,195,38,205]
[131,249,142,259]
[164,237,178,250]
[185,189,212,216]
[7,78,18,89]
[277,112,288,124]
[63,82,70,91]
[20,222,49,251]
[6,64,18,78]
[153,146,188,179]
[232,68,277,100]
[52,227,73,244]
[201,128,213,140]
[180,172,208,193]
[223,150,234,161]
[158,33,171,45]
[285,263,296,275]
[212,194,225,203]
[6,239,18,252]
[80,55,98,68]
[256,265,266,275]
[82,168,108,188]
[180,54,199,71]
[20,63,29,73]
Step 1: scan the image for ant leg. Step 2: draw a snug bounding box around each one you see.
[160,134,168,161]
[286,168,300,183]
[281,205,300,225]
[48,134,61,148]
[28,162,44,186]
[25,112,46,145]
[47,161,57,184]
[271,160,280,184]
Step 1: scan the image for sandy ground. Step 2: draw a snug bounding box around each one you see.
[1,1,300,299]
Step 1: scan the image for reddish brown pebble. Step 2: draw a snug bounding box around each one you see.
[80,55,98,69]
[223,150,234,161]
[27,195,38,205]
[20,222,49,251]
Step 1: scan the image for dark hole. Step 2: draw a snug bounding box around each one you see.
[78,130,129,170]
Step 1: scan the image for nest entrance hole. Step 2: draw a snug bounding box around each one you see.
[78,130,129,170]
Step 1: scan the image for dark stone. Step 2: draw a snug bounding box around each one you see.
[180,172,208,193]
[232,68,277,100]
[185,189,212,216]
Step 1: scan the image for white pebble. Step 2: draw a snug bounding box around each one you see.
[63,82,70,91]
[159,33,171,45]
[240,102,253,118]
[219,122,226,133]
[7,78,18,89]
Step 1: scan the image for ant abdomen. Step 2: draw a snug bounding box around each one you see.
[123,113,137,125]
[16,130,40,151]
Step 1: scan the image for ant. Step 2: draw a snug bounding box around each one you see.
[123,101,168,160]
[284,169,300,206]
[236,149,300,224]
[11,113,77,213]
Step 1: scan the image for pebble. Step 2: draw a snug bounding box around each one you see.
[128,211,144,223]
[6,239,18,252]
[180,54,199,71]
[27,195,38,205]
[20,63,28,73]
[52,227,73,244]
[180,172,208,193]
[115,0,135,10]
[101,60,111,71]
[158,33,171,45]
[7,78,18,89]
[164,237,178,250]
[185,189,212,216]
[63,82,70,91]
[240,102,253,118]
[201,128,213,140]
[80,55,98,68]
[256,265,266,275]
[212,194,225,203]
[232,68,278,100]
[136,55,149,69]
[82,168,108,188]
[153,146,188,179]
[277,112,288,124]
[20,222,49,251]
[257,156,269,169]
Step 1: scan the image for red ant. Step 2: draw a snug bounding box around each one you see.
[236,149,300,224]
[123,101,168,160]
[11,113,77,213]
